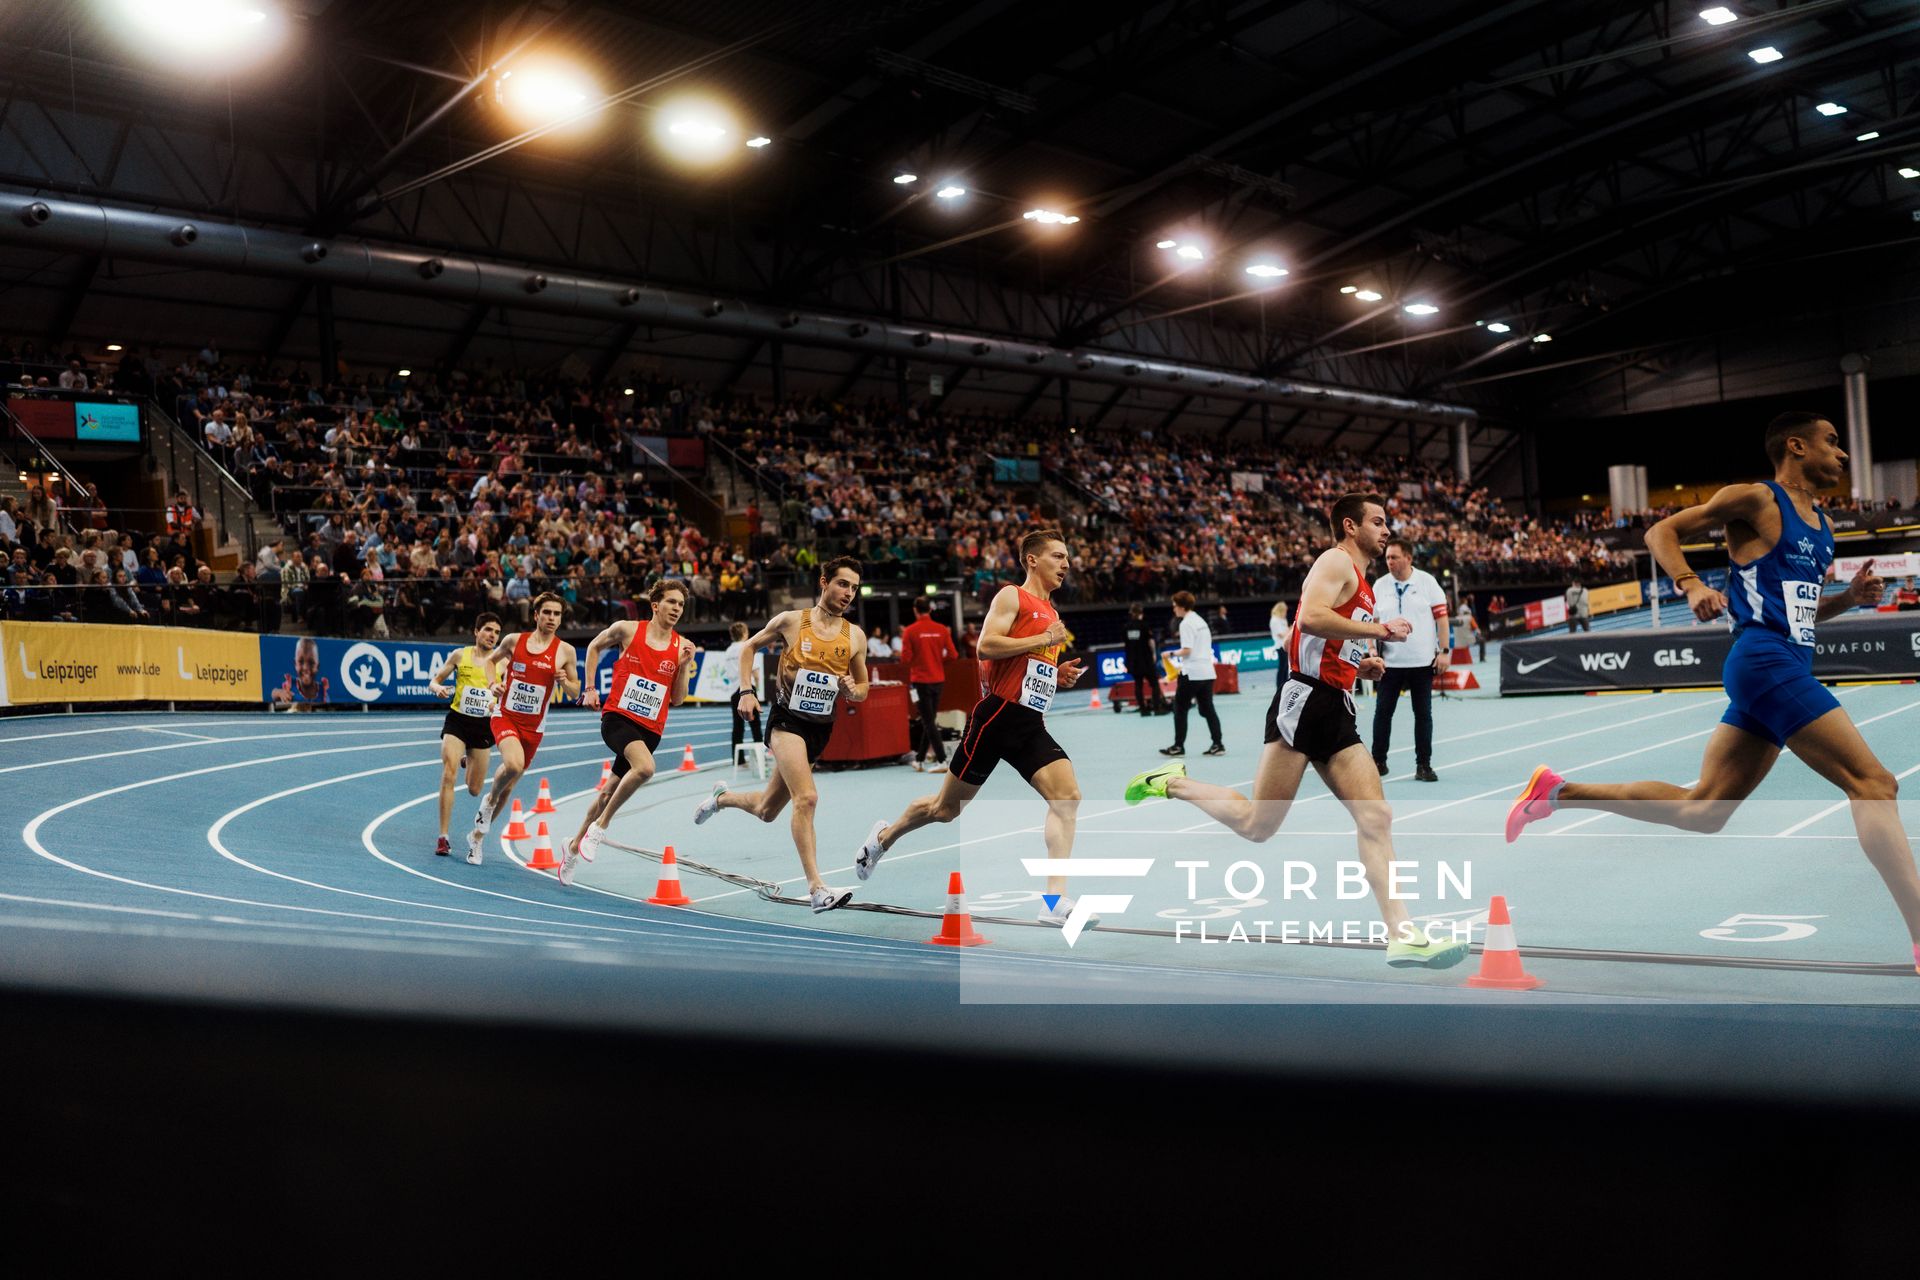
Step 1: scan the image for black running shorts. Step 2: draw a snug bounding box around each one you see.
[767,706,835,765]
[600,714,664,779]
[1265,675,1363,765]
[952,694,1069,786]
[441,710,495,752]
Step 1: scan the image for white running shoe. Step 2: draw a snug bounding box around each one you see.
[855,819,888,881]
[465,826,484,866]
[911,758,924,772]
[810,885,853,913]
[694,782,727,825]
[558,837,582,886]
[925,761,948,774]
[578,822,603,864]
[1037,895,1098,928]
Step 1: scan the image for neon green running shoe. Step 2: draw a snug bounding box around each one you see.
[1385,927,1471,969]
[1124,761,1186,805]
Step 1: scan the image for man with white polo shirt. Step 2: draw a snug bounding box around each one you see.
[1370,539,1448,781]
[1161,591,1224,757]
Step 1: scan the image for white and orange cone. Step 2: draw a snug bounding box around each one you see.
[677,743,698,773]
[647,845,693,906]
[1464,895,1543,991]
[926,871,989,947]
[533,777,556,814]
[525,820,560,871]
[596,760,612,792]
[501,799,529,842]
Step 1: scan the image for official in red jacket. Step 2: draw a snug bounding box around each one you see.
[898,595,958,772]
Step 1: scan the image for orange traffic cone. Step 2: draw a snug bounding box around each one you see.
[677,743,698,773]
[647,844,693,906]
[926,871,989,947]
[1089,688,1102,710]
[533,778,556,814]
[502,798,528,841]
[526,820,560,871]
[1465,895,1542,991]
[596,760,612,792]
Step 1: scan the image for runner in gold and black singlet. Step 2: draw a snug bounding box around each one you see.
[426,612,502,858]
[855,529,1098,927]
[694,557,869,913]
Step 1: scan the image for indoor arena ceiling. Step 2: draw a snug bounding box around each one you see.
[3,0,1919,457]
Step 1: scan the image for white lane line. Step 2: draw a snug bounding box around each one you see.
[0,717,266,743]
[0,721,605,777]
[137,726,221,741]
[1776,760,1920,837]
[1771,701,1920,836]
[693,687,1670,901]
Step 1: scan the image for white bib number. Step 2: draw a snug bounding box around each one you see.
[505,679,545,717]
[1339,608,1375,666]
[1019,658,1058,712]
[618,674,667,722]
[1782,582,1819,646]
[788,668,840,718]
[456,685,493,718]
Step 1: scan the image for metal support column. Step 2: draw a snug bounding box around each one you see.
[1841,353,1875,503]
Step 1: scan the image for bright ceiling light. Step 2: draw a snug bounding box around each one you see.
[105,343,124,351]
[653,96,740,166]
[1023,208,1079,224]
[1485,322,1512,334]
[623,387,636,395]
[893,172,918,184]
[1244,264,1287,279]
[1699,7,1737,25]
[1748,46,1783,63]
[1403,302,1439,316]
[114,0,284,60]
[1174,244,1205,261]
[397,368,411,377]
[1533,333,1553,343]
[1354,289,1383,302]
[498,64,598,128]
[745,136,772,148]
[1339,285,1358,294]
[1156,239,1177,249]
[936,184,966,199]
[1815,102,1847,117]
[1900,168,1920,179]
[1857,131,1881,141]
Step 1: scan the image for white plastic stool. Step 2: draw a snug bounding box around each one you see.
[733,741,769,779]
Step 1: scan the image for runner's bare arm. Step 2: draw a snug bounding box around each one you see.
[427,650,461,698]
[556,641,581,701]
[736,612,793,713]
[579,621,635,710]
[844,630,871,702]
[483,633,519,697]
[1298,550,1400,641]
[1819,557,1884,621]
[1646,483,1769,620]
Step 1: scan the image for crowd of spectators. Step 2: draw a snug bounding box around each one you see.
[6,339,1662,636]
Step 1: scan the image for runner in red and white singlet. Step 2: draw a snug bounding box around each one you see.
[466,592,581,865]
[559,579,696,885]
[1121,493,1469,970]
[856,529,1098,929]
[1288,574,1376,692]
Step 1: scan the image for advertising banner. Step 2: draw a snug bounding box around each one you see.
[1835,552,1920,581]
[1091,633,1280,686]
[1586,581,1644,615]
[0,621,259,706]
[1523,596,1568,630]
[260,633,476,707]
[1500,613,1920,694]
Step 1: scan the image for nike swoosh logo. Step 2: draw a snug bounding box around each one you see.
[1515,657,1556,674]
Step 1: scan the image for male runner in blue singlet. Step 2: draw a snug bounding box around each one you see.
[1505,412,1920,973]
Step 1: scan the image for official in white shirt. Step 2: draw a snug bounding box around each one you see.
[1370,539,1450,781]
[1161,590,1224,757]
[1268,600,1291,687]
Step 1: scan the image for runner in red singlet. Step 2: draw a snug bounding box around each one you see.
[855,528,1096,927]
[466,592,581,865]
[558,580,696,886]
[1122,493,1469,969]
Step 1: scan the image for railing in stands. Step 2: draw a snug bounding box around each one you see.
[145,396,261,564]
[1,399,86,538]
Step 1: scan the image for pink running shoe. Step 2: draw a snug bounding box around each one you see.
[1505,765,1564,843]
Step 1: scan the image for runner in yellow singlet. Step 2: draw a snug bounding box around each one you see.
[427,612,503,857]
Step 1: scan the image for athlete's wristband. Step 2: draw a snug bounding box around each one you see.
[1672,572,1701,589]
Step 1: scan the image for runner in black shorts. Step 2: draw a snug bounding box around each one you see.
[856,528,1097,929]
[426,613,502,857]
[694,558,871,913]
[1122,494,1469,969]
